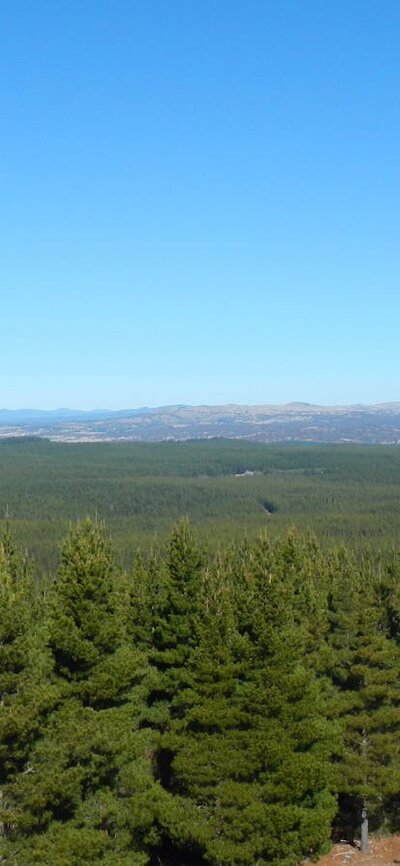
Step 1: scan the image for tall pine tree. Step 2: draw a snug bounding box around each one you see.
[154,534,337,866]
[0,529,54,850]
[3,520,160,866]
[327,555,400,850]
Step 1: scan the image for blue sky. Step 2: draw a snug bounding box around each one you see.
[1,0,399,408]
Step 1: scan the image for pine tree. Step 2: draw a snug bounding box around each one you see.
[121,552,155,651]
[0,529,55,850]
[327,555,400,851]
[149,519,204,725]
[144,521,208,863]
[155,534,337,866]
[3,520,160,865]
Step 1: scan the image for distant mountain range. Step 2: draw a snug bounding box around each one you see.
[1,403,400,444]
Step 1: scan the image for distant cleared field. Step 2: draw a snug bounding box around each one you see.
[1,437,400,569]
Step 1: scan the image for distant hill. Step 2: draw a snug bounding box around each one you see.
[1,402,400,443]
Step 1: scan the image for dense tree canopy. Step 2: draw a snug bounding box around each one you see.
[1,518,400,865]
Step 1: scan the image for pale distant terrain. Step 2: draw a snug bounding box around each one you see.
[1,402,400,443]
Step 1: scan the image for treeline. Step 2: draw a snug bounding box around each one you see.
[1,520,400,865]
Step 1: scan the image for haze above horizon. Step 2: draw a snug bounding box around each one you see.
[2,1,399,410]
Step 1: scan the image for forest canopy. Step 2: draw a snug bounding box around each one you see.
[1,438,400,570]
[1,515,400,865]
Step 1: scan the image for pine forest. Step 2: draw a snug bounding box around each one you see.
[1,440,400,865]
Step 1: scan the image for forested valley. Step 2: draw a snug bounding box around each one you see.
[1,440,400,864]
[2,438,400,570]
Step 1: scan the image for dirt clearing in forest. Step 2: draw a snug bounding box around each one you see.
[314,836,400,866]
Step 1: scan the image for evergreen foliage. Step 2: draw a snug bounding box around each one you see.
[1,517,400,864]
[152,536,337,865]
[149,519,203,725]
[3,438,400,570]
[0,529,54,836]
[1,521,159,865]
[327,557,400,849]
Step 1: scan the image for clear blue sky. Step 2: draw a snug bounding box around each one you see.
[1,0,399,409]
